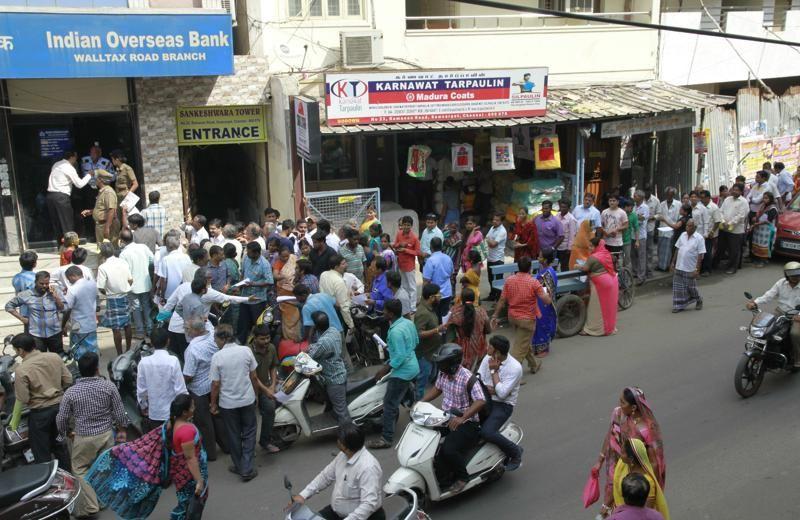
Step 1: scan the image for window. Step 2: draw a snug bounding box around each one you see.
[289,0,363,18]
[304,136,358,188]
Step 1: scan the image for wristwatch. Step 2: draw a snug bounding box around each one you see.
[490,369,497,375]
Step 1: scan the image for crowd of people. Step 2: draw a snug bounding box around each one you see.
[9,156,797,519]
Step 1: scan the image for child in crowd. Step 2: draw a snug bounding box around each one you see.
[60,231,80,266]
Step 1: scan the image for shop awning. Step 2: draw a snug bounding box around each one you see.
[319,80,733,134]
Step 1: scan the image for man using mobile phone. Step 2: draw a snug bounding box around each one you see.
[6,271,65,353]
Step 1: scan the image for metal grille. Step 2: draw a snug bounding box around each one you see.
[306,188,380,232]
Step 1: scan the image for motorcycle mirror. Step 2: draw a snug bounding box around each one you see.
[744,292,753,300]
[284,475,293,492]
[795,304,800,311]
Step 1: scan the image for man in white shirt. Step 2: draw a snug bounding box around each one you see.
[748,262,800,368]
[700,189,722,276]
[600,195,628,254]
[747,170,775,214]
[208,218,226,246]
[119,229,154,339]
[183,214,210,245]
[210,324,268,482]
[572,193,602,232]
[157,234,191,303]
[320,254,356,330]
[633,191,650,285]
[55,247,94,292]
[689,191,711,244]
[670,219,705,313]
[775,162,794,203]
[62,266,98,359]
[555,199,578,271]
[476,335,524,471]
[644,187,660,276]
[656,187,681,271]
[46,151,89,241]
[290,423,384,520]
[718,183,750,275]
[318,219,340,252]
[96,243,133,355]
[485,212,508,301]
[136,327,186,432]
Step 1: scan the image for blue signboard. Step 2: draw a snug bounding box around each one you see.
[39,128,72,158]
[0,11,234,78]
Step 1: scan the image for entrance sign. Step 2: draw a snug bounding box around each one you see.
[39,129,72,158]
[601,111,695,138]
[176,105,268,146]
[325,68,548,126]
[0,12,234,79]
[294,96,321,163]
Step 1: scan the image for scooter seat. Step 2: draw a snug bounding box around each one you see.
[0,461,55,508]
[346,377,376,396]
[383,494,412,520]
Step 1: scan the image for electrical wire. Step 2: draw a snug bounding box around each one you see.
[451,0,800,47]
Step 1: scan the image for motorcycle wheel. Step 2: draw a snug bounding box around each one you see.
[734,354,765,398]
[271,424,300,450]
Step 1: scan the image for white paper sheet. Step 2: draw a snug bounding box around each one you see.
[231,278,251,289]
[120,191,139,212]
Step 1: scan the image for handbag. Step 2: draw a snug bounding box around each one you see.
[186,485,208,520]
[582,467,600,508]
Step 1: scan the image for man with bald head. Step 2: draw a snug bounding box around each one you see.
[670,219,705,313]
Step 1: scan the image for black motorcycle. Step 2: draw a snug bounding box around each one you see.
[107,336,157,438]
[735,292,800,398]
[0,460,81,519]
[349,306,388,367]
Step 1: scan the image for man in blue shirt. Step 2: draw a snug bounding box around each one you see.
[293,284,343,341]
[368,257,394,312]
[367,299,420,449]
[572,192,602,232]
[422,237,454,317]
[237,241,273,344]
[514,72,534,93]
[11,250,38,330]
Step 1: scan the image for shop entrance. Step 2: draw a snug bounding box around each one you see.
[9,112,137,248]
[179,143,266,225]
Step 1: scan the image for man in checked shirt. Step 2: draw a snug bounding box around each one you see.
[57,352,129,520]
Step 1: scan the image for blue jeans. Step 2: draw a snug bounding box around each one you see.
[382,377,412,443]
[128,292,153,335]
[480,402,521,460]
[415,357,435,401]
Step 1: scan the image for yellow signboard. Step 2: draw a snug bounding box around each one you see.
[176,105,268,146]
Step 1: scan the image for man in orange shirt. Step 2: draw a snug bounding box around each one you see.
[392,216,422,313]
[490,256,552,374]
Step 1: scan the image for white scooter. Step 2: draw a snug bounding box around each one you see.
[283,475,428,520]
[272,353,392,449]
[384,402,523,505]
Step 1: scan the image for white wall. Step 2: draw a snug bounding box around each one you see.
[254,1,659,85]
[659,11,800,86]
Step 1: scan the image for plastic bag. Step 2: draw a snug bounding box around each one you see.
[582,467,600,508]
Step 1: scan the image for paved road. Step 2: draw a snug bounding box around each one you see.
[100,263,800,519]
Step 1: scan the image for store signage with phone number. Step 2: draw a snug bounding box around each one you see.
[0,12,233,78]
[324,68,548,126]
[176,105,268,146]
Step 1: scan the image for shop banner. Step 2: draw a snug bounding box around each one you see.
[406,145,432,178]
[693,130,709,154]
[534,135,561,170]
[0,12,233,79]
[451,143,474,172]
[740,135,800,179]
[325,68,548,126]
[176,105,268,146]
[511,126,533,162]
[491,138,515,171]
[295,96,321,163]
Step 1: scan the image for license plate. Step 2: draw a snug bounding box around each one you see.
[781,240,800,251]
[23,449,34,463]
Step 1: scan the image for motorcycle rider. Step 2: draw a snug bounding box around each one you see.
[289,422,385,520]
[746,261,800,368]
[476,335,524,471]
[419,344,486,494]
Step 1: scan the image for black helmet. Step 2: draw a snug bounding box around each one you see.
[433,343,463,375]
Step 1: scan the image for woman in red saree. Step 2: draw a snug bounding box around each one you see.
[446,288,491,370]
[579,237,618,336]
[592,387,666,517]
[512,207,540,262]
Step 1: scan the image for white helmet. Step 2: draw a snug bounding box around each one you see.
[784,261,800,278]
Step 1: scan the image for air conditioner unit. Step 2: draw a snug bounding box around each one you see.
[202,0,237,26]
[340,30,383,69]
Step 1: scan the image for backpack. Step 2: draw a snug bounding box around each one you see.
[467,372,493,424]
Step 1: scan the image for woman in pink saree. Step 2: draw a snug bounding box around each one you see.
[579,237,618,336]
[593,387,666,518]
[461,216,484,274]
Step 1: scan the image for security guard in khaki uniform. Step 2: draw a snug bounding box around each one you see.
[81,170,119,246]
[110,149,138,203]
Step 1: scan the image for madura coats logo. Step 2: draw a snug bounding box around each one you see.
[329,79,368,98]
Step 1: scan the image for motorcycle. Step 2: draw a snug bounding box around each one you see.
[348,306,389,367]
[107,336,157,438]
[1,335,30,470]
[735,291,800,398]
[283,475,427,520]
[384,402,523,506]
[0,460,81,519]
[271,353,392,450]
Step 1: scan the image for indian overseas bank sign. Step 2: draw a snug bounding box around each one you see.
[0,11,234,78]
[325,68,548,126]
